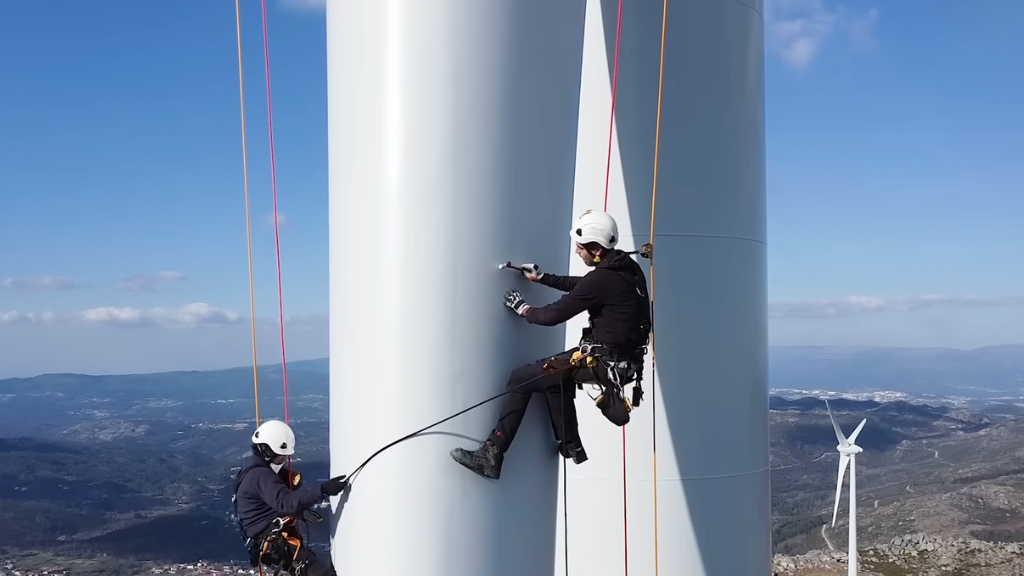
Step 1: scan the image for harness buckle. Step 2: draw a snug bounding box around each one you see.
[570,348,597,367]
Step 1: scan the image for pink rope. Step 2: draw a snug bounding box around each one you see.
[259,0,290,424]
[600,1,629,573]
[603,0,624,212]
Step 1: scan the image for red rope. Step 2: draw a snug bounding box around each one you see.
[621,426,628,574]
[259,0,290,425]
[601,1,628,574]
[603,0,624,212]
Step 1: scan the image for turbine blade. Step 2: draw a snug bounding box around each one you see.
[832,453,850,527]
[848,418,867,444]
[826,400,849,447]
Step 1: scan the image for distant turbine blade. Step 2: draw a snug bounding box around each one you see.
[832,453,850,527]
[848,418,867,444]
[826,400,849,447]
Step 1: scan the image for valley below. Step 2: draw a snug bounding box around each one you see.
[3,348,1024,574]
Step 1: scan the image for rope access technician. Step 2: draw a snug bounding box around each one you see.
[451,210,652,480]
[233,419,349,576]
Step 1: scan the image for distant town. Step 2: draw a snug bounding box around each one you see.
[1,558,258,576]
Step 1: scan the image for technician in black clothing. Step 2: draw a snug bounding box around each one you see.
[234,419,349,576]
[450,210,652,480]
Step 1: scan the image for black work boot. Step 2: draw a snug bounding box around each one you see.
[557,440,588,465]
[450,441,504,480]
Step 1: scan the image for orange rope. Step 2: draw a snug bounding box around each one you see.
[648,1,669,573]
[235,0,260,427]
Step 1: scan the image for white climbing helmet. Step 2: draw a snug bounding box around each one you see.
[251,419,295,456]
[570,210,618,249]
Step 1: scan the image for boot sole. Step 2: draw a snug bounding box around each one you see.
[450,449,501,480]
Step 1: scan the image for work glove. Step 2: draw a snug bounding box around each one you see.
[505,288,530,316]
[518,263,544,282]
[320,475,349,497]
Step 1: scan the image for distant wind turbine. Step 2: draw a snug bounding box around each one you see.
[826,399,866,576]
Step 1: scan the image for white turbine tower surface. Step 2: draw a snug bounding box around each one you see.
[827,399,866,576]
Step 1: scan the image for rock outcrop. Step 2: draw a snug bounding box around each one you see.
[772,532,1024,575]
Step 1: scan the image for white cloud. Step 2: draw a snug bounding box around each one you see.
[78,307,145,324]
[0,277,79,290]
[0,311,58,325]
[0,313,328,378]
[764,0,879,70]
[279,0,325,12]
[264,212,288,227]
[0,303,239,329]
[146,303,240,327]
[116,271,186,292]
[770,295,1024,318]
[847,7,879,52]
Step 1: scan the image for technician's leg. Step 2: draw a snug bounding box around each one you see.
[488,355,569,451]
[450,351,575,480]
[545,365,593,464]
[292,546,336,576]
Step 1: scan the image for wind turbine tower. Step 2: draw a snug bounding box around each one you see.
[827,399,867,576]
[323,0,769,573]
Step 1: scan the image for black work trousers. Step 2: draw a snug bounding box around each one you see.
[487,348,597,453]
[292,545,336,576]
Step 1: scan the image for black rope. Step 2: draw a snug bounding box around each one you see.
[562,375,570,575]
[345,362,575,483]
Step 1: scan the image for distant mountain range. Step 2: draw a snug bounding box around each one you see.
[769,344,1024,399]
[5,345,1024,403]
[4,347,1024,572]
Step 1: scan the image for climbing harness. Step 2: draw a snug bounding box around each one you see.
[249,516,304,576]
[232,463,324,576]
[570,340,646,427]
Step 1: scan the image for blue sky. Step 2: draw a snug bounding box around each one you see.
[1,0,1022,377]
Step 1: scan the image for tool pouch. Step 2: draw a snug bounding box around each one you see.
[592,359,632,427]
[595,383,631,427]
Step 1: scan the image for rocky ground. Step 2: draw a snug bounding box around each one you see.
[772,532,1024,575]
[770,399,1024,555]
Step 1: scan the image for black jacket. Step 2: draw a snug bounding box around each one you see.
[525,249,652,352]
[234,454,325,539]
